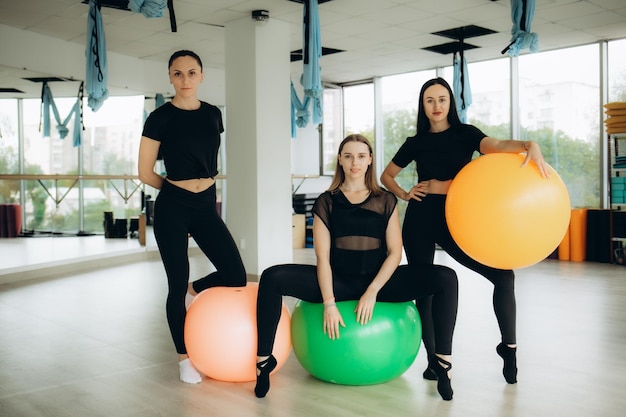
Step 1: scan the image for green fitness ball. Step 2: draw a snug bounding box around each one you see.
[290,300,421,385]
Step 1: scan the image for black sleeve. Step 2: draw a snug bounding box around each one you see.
[383,191,398,221]
[390,136,416,168]
[142,106,168,142]
[311,192,332,232]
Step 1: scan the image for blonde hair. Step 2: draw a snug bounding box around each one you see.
[328,134,383,196]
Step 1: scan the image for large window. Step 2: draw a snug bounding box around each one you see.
[379,70,435,219]
[343,83,375,140]
[608,39,626,103]
[448,58,511,137]
[519,44,600,208]
[318,82,375,176]
[320,87,343,175]
[81,96,144,232]
[1,94,145,234]
[0,99,19,202]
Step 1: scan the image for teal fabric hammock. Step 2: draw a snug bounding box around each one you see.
[291,81,311,138]
[129,0,177,31]
[453,51,472,123]
[143,93,166,122]
[40,82,84,147]
[129,0,167,18]
[301,0,322,125]
[291,0,322,137]
[502,0,539,57]
[85,0,109,112]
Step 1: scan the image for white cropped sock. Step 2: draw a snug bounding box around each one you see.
[185,292,196,310]
[179,358,202,384]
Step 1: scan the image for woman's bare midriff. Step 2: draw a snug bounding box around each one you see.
[428,179,453,195]
[166,177,215,193]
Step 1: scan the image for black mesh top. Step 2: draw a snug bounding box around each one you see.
[312,189,397,280]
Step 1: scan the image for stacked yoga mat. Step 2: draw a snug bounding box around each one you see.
[604,102,626,135]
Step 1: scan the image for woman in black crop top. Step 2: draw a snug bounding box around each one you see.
[138,50,246,384]
[381,77,550,385]
[254,134,459,400]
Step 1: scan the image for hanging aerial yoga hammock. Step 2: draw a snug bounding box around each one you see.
[85,0,109,112]
[129,0,176,31]
[291,0,323,137]
[40,81,84,147]
[302,0,322,126]
[453,49,472,123]
[128,0,166,18]
[502,0,539,57]
[291,81,311,138]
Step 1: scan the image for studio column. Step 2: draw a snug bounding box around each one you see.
[225,15,292,279]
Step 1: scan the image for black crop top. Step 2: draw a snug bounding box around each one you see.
[391,124,486,181]
[312,190,397,280]
[141,101,223,181]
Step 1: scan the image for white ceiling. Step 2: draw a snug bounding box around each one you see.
[1,0,625,98]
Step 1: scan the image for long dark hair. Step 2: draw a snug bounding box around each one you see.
[168,50,203,71]
[415,77,462,135]
[328,134,383,197]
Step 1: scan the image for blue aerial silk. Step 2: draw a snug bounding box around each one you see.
[144,93,167,122]
[453,52,472,123]
[129,0,167,18]
[291,81,311,138]
[503,0,539,57]
[155,93,165,108]
[41,83,83,147]
[301,0,322,125]
[85,0,108,112]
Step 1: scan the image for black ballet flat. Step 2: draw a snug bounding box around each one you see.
[254,355,277,398]
[423,365,438,381]
[430,355,453,401]
[496,343,518,384]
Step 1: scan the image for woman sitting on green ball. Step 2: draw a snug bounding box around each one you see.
[254,134,459,400]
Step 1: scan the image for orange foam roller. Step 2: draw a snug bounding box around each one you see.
[184,282,292,382]
[446,153,571,270]
[569,208,587,262]
[558,225,571,261]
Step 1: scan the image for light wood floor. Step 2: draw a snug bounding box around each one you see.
[0,236,625,417]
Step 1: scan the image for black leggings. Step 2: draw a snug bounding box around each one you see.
[256,263,458,357]
[402,194,516,357]
[154,180,246,354]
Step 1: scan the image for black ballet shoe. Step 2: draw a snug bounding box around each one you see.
[423,364,438,381]
[254,355,277,398]
[430,355,453,401]
[496,343,518,384]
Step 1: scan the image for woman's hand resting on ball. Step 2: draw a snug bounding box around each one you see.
[323,305,345,340]
[355,289,377,325]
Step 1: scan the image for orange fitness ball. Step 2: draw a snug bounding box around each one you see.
[184,282,292,382]
[445,153,571,270]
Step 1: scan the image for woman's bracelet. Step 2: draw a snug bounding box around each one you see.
[521,140,529,151]
[323,297,336,307]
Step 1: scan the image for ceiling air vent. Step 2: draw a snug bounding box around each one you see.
[423,25,497,55]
